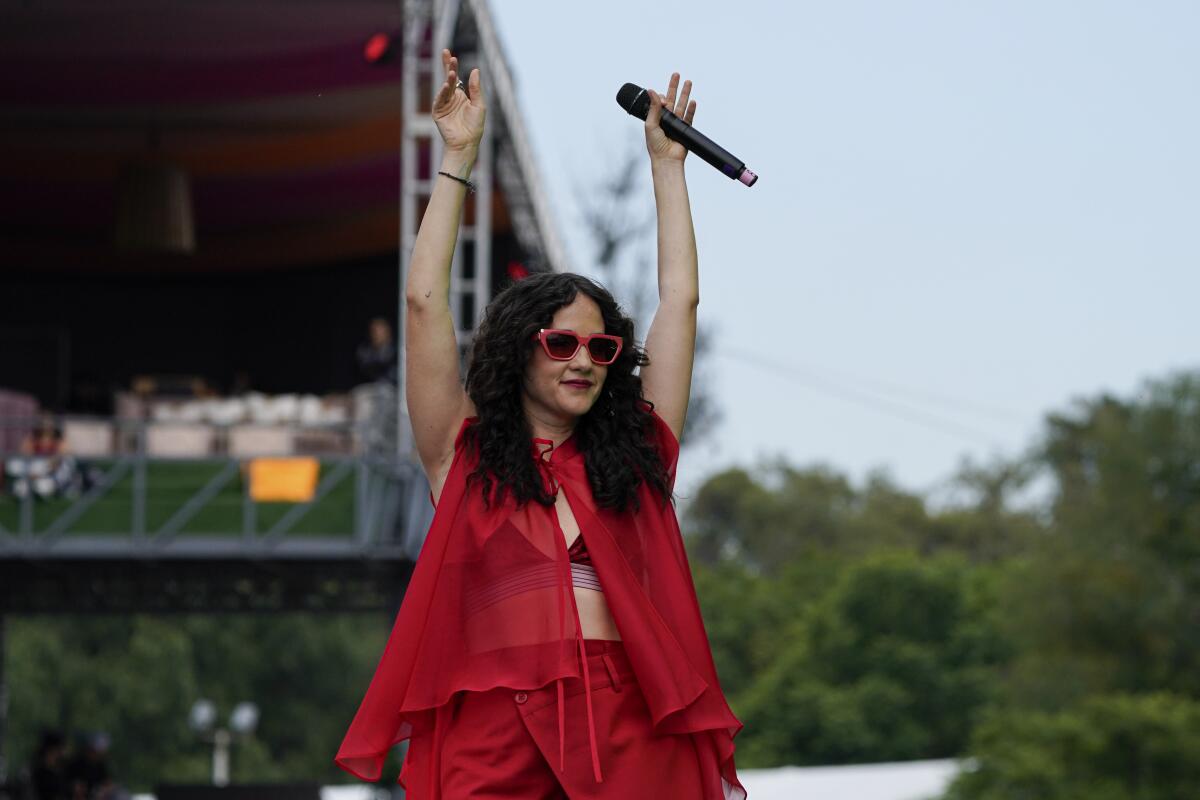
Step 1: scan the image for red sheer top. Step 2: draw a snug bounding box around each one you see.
[334,401,744,799]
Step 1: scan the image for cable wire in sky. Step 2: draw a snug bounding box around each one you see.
[714,346,1022,448]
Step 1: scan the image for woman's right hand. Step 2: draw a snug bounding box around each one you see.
[433,48,486,153]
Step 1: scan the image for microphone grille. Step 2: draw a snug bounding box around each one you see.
[616,83,649,119]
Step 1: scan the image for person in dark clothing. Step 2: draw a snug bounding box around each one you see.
[63,733,114,800]
[354,317,400,454]
[30,729,69,800]
[356,317,398,385]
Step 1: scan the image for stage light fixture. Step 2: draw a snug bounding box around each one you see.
[363,32,393,65]
[114,158,196,254]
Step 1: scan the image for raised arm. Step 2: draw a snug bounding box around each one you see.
[638,73,700,443]
[405,49,485,480]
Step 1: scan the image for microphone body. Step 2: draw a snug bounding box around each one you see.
[617,83,757,186]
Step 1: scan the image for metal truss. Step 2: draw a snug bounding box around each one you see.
[0,449,411,562]
[395,0,568,465]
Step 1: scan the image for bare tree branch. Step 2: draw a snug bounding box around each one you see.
[575,137,722,450]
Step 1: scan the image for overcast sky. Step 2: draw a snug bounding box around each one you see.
[489,1,1199,506]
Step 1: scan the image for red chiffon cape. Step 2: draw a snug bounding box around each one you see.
[335,402,745,798]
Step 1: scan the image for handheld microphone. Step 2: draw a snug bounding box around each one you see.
[616,82,758,187]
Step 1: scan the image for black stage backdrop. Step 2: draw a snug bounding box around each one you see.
[0,255,399,413]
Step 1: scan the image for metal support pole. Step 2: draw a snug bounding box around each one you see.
[18,457,33,538]
[399,0,465,468]
[466,56,492,335]
[0,613,8,784]
[397,0,431,465]
[354,458,370,545]
[242,471,256,542]
[212,728,231,786]
[132,424,146,539]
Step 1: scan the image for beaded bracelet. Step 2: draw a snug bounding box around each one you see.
[437,170,476,194]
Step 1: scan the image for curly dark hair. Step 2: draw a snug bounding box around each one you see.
[462,272,674,514]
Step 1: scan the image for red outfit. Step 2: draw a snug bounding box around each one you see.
[417,639,706,798]
[334,401,745,798]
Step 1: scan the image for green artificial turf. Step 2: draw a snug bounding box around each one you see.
[0,460,358,537]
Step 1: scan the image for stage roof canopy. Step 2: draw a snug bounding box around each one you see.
[0,0,562,274]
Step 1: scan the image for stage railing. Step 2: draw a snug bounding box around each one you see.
[0,415,431,560]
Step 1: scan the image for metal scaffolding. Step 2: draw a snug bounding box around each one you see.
[396,0,569,468]
[0,0,569,782]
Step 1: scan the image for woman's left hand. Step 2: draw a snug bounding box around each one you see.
[645,72,697,164]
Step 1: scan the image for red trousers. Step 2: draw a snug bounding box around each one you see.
[400,639,704,799]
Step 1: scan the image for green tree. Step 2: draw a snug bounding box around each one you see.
[6,613,390,791]
[1000,370,1200,708]
[576,139,722,449]
[684,458,1039,576]
[8,616,206,787]
[734,552,1010,766]
[945,693,1200,800]
[944,370,1200,798]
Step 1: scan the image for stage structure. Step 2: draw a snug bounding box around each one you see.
[0,0,566,782]
[398,0,568,451]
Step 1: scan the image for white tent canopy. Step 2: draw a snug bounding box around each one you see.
[129,759,959,800]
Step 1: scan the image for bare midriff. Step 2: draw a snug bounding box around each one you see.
[555,487,621,640]
[431,468,621,642]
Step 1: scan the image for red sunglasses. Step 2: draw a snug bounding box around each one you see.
[531,328,623,365]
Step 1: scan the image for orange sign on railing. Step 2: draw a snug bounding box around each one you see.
[248,457,320,503]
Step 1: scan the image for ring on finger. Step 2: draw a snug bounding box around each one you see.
[455,78,465,92]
